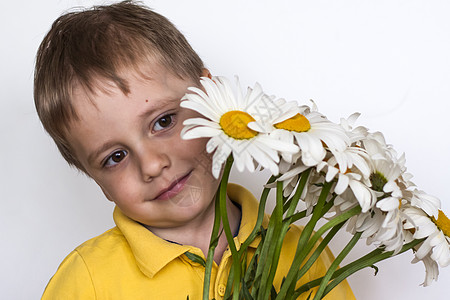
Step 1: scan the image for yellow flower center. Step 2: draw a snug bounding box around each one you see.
[274,113,311,132]
[219,110,258,139]
[432,210,450,238]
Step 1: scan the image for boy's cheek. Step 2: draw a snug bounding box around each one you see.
[99,185,114,202]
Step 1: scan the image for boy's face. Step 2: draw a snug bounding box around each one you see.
[67,61,220,228]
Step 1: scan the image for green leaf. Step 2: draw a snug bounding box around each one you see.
[245,253,258,286]
[241,277,254,300]
[370,264,379,276]
[260,226,267,241]
[210,228,224,248]
[184,251,206,267]
[280,276,286,287]
[270,285,278,299]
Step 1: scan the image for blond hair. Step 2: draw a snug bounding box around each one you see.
[34,0,204,172]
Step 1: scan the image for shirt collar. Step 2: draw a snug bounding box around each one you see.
[113,183,267,278]
[113,207,193,278]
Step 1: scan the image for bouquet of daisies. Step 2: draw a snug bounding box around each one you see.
[180,76,449,300]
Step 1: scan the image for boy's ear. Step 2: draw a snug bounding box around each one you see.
[201,68,212,79]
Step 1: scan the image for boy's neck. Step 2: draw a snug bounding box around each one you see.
[146,195,241,264]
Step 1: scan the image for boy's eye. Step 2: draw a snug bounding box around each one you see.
[104,150,128,167]
[153,114,175,132]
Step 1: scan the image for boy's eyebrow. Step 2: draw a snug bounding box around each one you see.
[87,140,120,166]
[137,97,174,119]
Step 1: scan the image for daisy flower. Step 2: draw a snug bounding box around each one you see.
[403,206,450,268]
[180,76,299,178]
[346,206,385,238]
[252,102,351,167]
[317,147,374,212]
[320,128,410,253]
[260,102,353,202]
[348,134,409,253]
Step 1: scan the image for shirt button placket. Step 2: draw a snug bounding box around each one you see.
[218,283,226,297]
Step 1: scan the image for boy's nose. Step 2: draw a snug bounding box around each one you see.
[138,148,171,181]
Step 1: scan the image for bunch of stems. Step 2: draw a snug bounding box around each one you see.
[200,157,422,300]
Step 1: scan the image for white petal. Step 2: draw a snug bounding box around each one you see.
[325,166,339,182]
[206,136,223,153]
[301,134,326,162]
[183,118,221,128]
[349,180,373,212]
[415,238,433,259]
[335,173,349,195]
[181,100,221,122]
[258,135,299,154]
[376,197,400,212]
[181,126,221,139]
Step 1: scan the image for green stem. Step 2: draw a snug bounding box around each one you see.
[276,181,333,300]
[224,262,235,299]
[295,222,345,284]
[238,175,278,258]
[261,169,313,299]
[320,238,424,298]
[284,193,337,225]
[202,188,223,299]
[293,238,424,298]
[251,203,278,298]
[224,177,276,299]
[257,181,285,300]
[312,231,362,300]
[283,194,342,300]
[242,235,264,294]
[253,170,312,299]
[218,157,240,300]
[302,206,361,267]
[285,169,312,218]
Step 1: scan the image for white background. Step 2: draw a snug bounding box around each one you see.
[1,0,449,299]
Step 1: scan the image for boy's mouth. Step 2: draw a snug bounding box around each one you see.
[153,171,193,201]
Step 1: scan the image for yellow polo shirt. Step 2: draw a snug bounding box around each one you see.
[42,184,355,299]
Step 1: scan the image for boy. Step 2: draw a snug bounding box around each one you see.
[35,1,355,299]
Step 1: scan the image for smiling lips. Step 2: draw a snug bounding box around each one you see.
[153,171,192,201]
